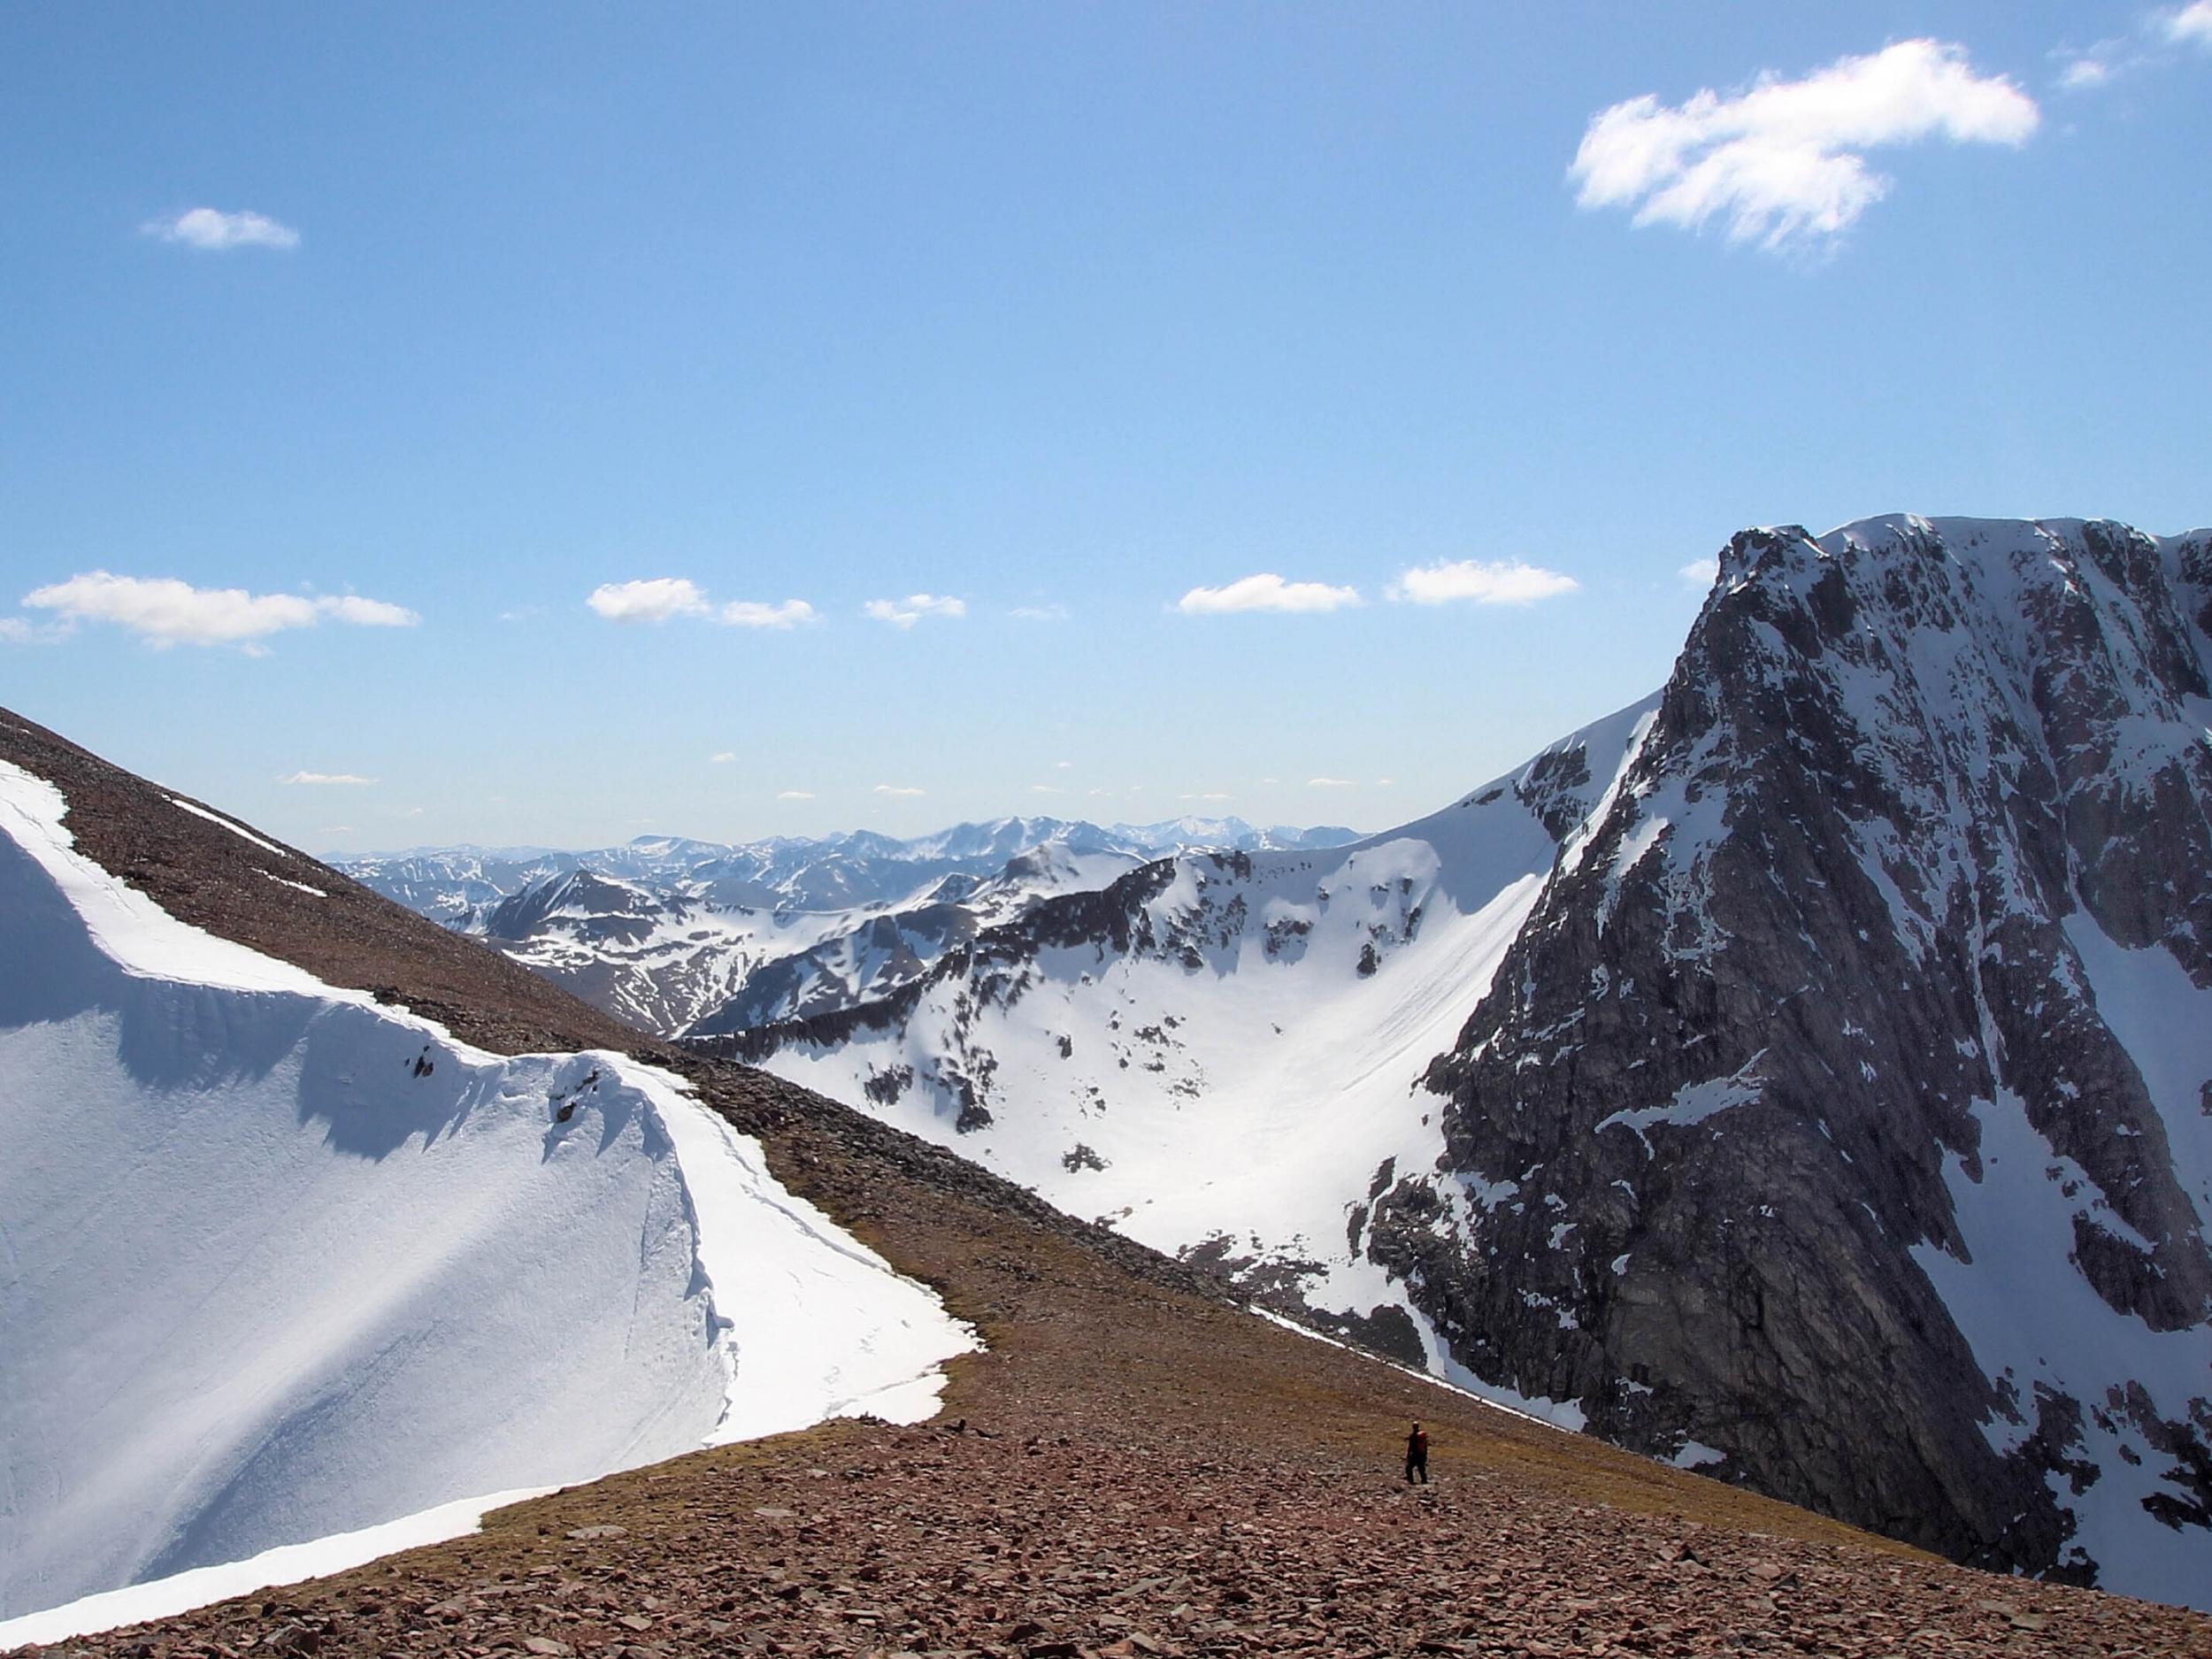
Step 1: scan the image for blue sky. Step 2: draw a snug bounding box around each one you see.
[4,4,2208,852]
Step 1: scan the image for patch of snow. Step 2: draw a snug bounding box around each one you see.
[1594,1057,1764,1153]
[1249,1309,1586,1433]
[2062,910,2212,1225]
[170,797,292,860]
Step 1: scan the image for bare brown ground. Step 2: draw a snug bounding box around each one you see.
[5,706,2209,1659]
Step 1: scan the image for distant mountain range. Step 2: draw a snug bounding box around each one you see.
[335,817,1358,1035]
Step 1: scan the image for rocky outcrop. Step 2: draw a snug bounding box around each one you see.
[1376,517,2212,1588]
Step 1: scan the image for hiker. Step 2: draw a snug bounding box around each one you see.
[1404,1420,1429,1485]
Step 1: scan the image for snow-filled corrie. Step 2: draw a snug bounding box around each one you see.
[750,697,1658,1367]
[0,759,974,1631]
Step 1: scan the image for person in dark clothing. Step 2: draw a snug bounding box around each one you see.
[1404,1421,1429,1485]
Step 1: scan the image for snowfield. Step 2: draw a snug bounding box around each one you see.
[0,760,974,1634]
[754,698,1661,1431]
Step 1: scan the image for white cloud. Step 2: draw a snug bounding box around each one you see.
[143,207,300,251]
[1176,574,1362,615]
[1178,792,1233,802]
[586,578,709,623]
[22,572,419,649]
[1678,557,1721,588]
[718,599,816,629]
[281,771,376,786]
[1308,777,1356,788]
[587,581,816,629]
[1056,760,1072,769]
[1388,558,1579,606]
[318,595,418,627]
[864,594,966,628]
[1570,39,2039,251]
[1010,603,1071,621]
[2163,2,2212,46]
[873,783,926,797]
[1030,784,1064,795]
[710,751,737,764]
[777,789,814,801]
[0,618,33,644]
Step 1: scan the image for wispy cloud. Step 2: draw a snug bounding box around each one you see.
[586,580,815,628]
[2164,1,2212,44]
[1030,784,1064,795]
[23,572,418,650]
[2056,49,2123,89]
[864,594,966,628]
[718,599,816,629]
[1571,40,2038,252]
[1176,574,1361,615]
[777,789,815,801]
[143,207,300,251]
[1678,557,1721,588]
[1010,603,1071,621]
[281,771,376,786]
[1178,792,1233,803]
[1388,558,1578,606]
[2058,4,2212,89]
[1308,777,1357,788]
[873,783,926,797]
[710,751,737,764]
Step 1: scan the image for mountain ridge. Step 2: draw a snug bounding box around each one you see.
[8,506,2212,1651]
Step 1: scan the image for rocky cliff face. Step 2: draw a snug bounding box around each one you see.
[1372,516,2212,1591]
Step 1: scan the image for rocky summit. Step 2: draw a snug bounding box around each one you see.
[1389,516,2212,1594]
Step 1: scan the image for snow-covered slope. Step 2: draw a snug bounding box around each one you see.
[0,760,972,1625]
[726,698,1658,1396]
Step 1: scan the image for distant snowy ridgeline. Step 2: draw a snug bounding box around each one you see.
[0,761,972,1625]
